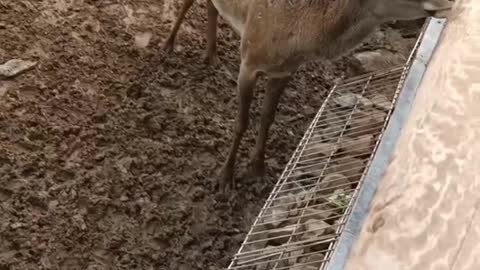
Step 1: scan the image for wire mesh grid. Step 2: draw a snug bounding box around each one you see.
[226,19,431,270]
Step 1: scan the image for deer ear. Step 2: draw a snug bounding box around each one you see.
[358,0,372,7]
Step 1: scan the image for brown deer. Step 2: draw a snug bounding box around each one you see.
[164,0,453,192]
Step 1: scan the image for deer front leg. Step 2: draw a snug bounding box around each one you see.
[250,76,291,178]
[205,0,219,66]
[219,63,258,192]
[163,0,195,53]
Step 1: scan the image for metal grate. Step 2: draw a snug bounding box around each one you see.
[226,18,434,270]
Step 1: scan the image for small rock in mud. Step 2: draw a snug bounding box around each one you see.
[301,253,325,267]
[301,219,332,244]
[334,93,358,108]
[302,142,336,161]
[0,80,12,97]
[134,32,153,49]
[321,124,343,142]
[348,110,386,136]
[10,222,24,229]
[299,205,337,223]
[339,134,376,156]
[0,59,37,78]
[318,173,351,195]
[371,95,392,111]
[352,49,406,73]
[291,265,318,270]
[331,157,366,182]
[268,224,301,245]
[355,94,374,108]
[263,205,290,228]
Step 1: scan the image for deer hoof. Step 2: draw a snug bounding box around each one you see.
[218,167,234,193]
[249,160,266,179]
[204,53,220,67]
[163,40,175,54]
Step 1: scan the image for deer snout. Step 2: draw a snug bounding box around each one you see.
[423,0,454,18]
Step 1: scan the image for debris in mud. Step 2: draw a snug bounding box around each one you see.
[0,59,37,78]
[334,93,358,108]
[334,93,374,109]
[371,95,392,111]
[0,81,12,97]
[134,32,153,49]
[352,50,406,73]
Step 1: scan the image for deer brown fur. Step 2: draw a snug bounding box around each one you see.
[164,0,453,192]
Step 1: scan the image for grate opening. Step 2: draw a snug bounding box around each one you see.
[226,19,433,270]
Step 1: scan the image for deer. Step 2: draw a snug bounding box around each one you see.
[163,0,453,192]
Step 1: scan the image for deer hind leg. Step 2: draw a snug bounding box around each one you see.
[163,0,195,53]
[205,0,219,66]
[164,0,219,66]
[219,62,258,192]
[250,76,291,178]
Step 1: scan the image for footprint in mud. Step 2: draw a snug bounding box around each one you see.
[0,188,12,202]
[60,257,84,270]
[88,249,114,270]
[144,217,171,250]
[0,81,13,98]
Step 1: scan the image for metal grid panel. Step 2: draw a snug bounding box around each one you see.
[227,19,431,270]
[226,67,404,270]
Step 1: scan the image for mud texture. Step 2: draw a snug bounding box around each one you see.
[0,1,424,269]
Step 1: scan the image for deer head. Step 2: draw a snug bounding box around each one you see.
[368,0,454,21]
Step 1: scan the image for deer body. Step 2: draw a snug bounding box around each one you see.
[207,1,383,74]
[164,0,453,191]
[210,0,248,35]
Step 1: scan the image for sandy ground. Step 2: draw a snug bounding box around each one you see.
[0,0,423,269]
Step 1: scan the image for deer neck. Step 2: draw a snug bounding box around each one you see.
[211,0,250,35]
[322,6,381,59]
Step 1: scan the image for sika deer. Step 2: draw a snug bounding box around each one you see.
[164,0,453,192]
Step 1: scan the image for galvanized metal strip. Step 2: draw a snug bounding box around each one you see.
[325,17,447,270]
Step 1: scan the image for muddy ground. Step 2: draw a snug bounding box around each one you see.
[0,1,424,269]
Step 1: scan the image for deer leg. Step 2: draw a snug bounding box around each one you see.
[250,76,291,177]
[163,0,195,53]
[219,64,258,192]
[205,0,219,66]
